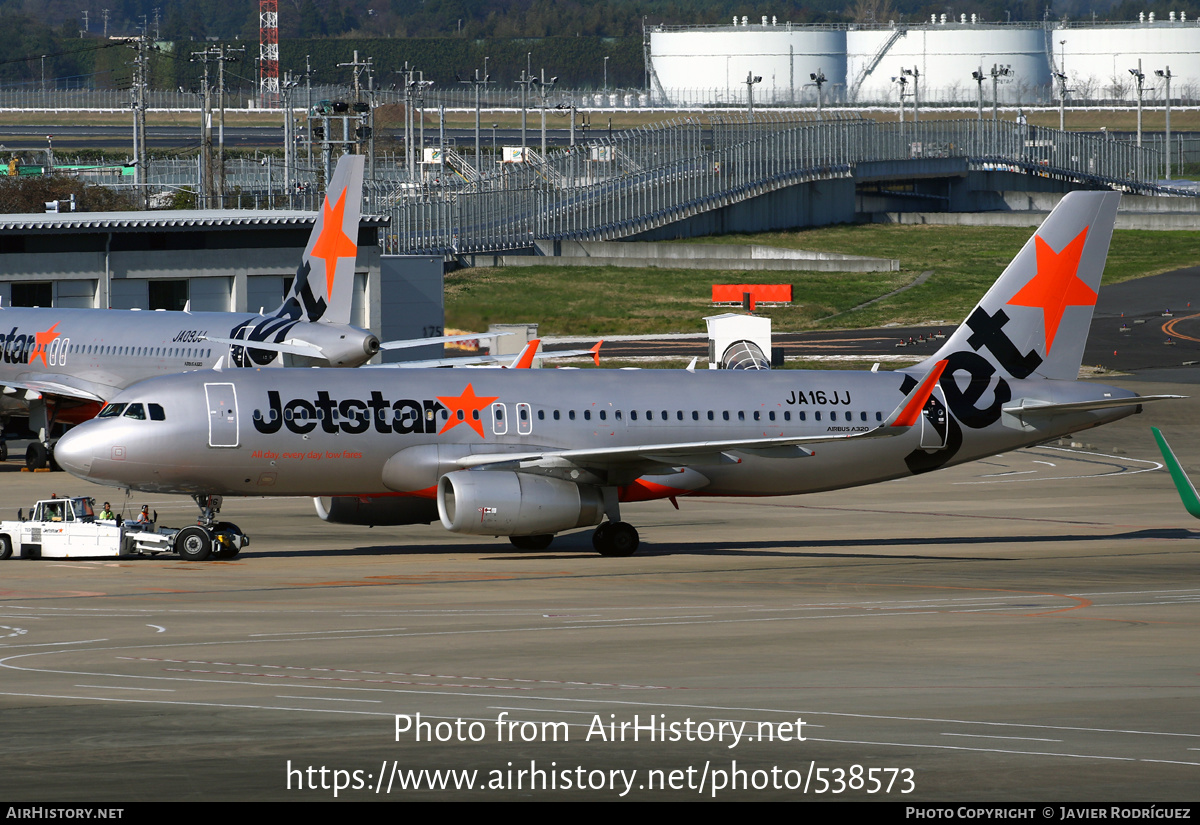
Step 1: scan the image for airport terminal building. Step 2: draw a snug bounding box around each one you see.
[0,211,442,361]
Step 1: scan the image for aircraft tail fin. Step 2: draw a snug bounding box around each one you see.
[917,191,1120,382]
[1151,427,1200,519]
[274,154,365,326]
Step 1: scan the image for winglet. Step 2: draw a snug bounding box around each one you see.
[1151,427,1200,519]
[590,340,603,367]
[510,339,542,370]
[885,360,947,429]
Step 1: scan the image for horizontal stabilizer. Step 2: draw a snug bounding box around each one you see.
[1002,395,1184,416]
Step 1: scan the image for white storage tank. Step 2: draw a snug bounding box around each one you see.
[649,24,847,106]
[848,24,1049,104]
[1056,20,1200,101]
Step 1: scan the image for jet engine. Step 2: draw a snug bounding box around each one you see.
[313,495,438,526]
[437,471,604,536]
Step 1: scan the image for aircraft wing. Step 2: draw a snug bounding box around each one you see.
[2,374,110,403]
[458,428,895,473]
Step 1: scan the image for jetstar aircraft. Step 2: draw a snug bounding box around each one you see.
[55,191,1178,557]
[0,155,382,470]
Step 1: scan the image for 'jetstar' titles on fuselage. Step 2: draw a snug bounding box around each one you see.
[2,326,59,365]
[252,390,448,436]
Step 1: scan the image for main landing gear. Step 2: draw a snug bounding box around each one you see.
[25,441,56,471]
[504,487,642,557]
[592,521,639,557]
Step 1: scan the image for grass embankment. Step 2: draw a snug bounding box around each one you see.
[445,225,1200,336]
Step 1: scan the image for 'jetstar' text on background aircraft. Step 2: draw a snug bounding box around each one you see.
[0,155,378,469]
[56,191,1177,557]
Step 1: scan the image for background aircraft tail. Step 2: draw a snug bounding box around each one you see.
[918,190,1120,382]
[275,154,365,326]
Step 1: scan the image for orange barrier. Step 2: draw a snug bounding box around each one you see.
[711,284,793,306]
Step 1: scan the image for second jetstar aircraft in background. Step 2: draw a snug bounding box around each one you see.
[56,191,1178,557]
[0,155,383,470]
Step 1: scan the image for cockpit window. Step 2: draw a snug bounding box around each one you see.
[123,403,146,420]
[98,403,126,418]
[148,404,165,421]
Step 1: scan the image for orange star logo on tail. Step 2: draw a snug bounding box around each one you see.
[1006,226,1096,354]
[437,384,499,438]
[309,187,357,301]
[31,322,61,367]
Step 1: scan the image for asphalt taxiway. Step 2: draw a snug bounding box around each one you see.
[1,377,1198,801]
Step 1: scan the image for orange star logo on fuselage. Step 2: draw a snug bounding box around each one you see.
[31,322,61,367]
[437,384,500,438]
[1006,226,1096,354]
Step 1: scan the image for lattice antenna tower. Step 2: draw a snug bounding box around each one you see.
[259,0,280,107]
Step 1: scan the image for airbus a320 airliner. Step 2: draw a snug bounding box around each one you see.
[55,191,1178,557]
[0,155,377,469]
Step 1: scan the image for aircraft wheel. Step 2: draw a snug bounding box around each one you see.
[593,521,639,557]
[0,440,8,462]
[25,442,48,471]
[509,534,553,551]
[175,526,213,561]
[0,536,11,560]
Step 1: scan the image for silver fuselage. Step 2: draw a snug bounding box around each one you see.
[55,366,1139,499]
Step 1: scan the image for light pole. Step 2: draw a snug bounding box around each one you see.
[603,56,609,92]
[972,68,985,123]
[990,63,1011,125]
[1054,69,1069,131]
[491,121,498,165]
[535,69,558,156]
[1057,40,1068,130]
[459,66,491,169]
[1156,66,1172,179]
[1129,60,1144,147]
[902,66,920,122]
[891,74,908,142]
[744,71,762,120]
[516,70,534,151]
[809,69,826,118]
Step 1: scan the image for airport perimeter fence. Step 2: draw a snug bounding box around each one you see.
[381,114,1168,255]
[6,83,1200,113]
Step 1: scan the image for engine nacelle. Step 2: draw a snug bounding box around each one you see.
[313,495,438,526]
[437,471,604,536]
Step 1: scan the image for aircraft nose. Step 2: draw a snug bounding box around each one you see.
[54,427,96,478]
